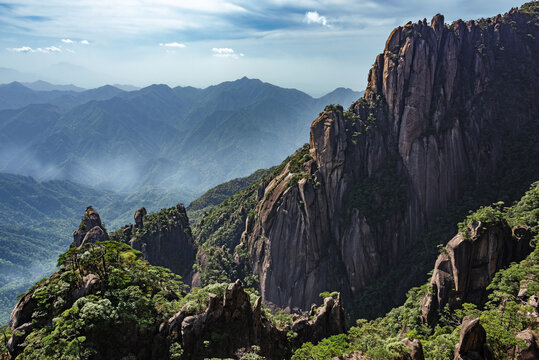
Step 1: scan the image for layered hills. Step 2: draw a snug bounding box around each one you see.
[0,78,361,192]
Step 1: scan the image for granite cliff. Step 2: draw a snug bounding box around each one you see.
[221,7,539,310]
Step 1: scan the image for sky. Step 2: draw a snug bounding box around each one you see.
[0,0,526,96]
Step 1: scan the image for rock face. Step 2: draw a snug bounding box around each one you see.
[160,280,346,360]
[401,338,425,360]
[420,223,532,324]
[130,204,196,280]
[6,291,37,356]
[454,317,494,360]
[241,7,539,310]
[134,207,147,228]
[516,330,539,360]
[72,206,109,247]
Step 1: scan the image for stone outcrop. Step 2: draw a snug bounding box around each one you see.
[134,207,147,228]
[130,204,196,280]
[454,317,493,360]
[241,6,539,310]
[160,280,345,360]
[6,291,37,356]
[516,330,539,360]
[401,338,425,360]
[420,223,532,325]
[72,206,109,248]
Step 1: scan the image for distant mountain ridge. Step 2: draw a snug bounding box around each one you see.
[0,81,125,110]
[0,78,362,193]
[21,80,86,92]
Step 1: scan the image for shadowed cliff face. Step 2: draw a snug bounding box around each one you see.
[420,223,532,325]
[244,8,539,310]
[129,204,196,280]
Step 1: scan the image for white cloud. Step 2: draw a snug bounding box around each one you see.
[6,45,61,53]
[304,11,328,26]
[61,38,74,43]
[159,42,186,48]
[7,46,34,53]
[42,46,61,52]
[80,40,90,45]
[212,47,242,59]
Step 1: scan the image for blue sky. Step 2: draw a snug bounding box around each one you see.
[0,0,524,95]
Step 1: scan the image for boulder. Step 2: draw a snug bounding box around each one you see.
[516,330,539,360]
[454,317,493,360]
[134,207,147,228]
[401,338,425,360]
[421,223,532,325]
[72,207,108,247]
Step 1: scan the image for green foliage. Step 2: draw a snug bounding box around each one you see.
[134,205,191,240]
[0,324,10,357]
[345,163,407,223]
[505,181,539,245]
[266,310,293,329]
[187,169,269,223]
[15,241,188,359]
[292,334,353,360]
[319,291,339,300]
[179,283,228,315]
[520,2,539,17]
[192,146,311,288]
[457,203,504,238]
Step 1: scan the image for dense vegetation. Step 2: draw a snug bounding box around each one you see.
[187,169,269,224]
[0,241,187,359]
[191,145,311,288]
[0,173,196,324]
[292,181,539,360]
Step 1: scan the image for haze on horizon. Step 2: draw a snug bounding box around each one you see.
[0,0,523,96]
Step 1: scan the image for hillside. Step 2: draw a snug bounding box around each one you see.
[0,79,361,192]
[0,173,197,323]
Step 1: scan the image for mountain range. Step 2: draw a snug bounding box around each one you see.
[0,78,361,192]
[0,78,360,323]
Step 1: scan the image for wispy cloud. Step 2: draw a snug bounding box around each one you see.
[159,42,186,48]
[212,47,244,59]
[61,38,74,43]
[6,45,62,53]
[80,39,89,45]
[304,11,328,27]
[7,46,33,53]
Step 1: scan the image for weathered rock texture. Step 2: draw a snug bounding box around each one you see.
[130,204,196,279]
[454,317,494,360]
[159,280,345,360]
[72,206,109,247]
[241,7,539,310]
[420,223,532,324]
[401,338,425,360]
[516,330,539,360]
